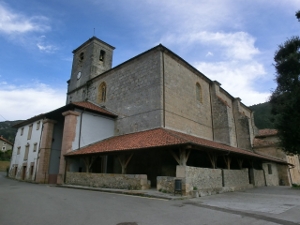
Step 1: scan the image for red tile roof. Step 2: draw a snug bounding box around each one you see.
[0,136,13,146]
[256,129,278,137]
[71,101,117,117]
[66,128,286,164]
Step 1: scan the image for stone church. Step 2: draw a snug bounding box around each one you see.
[9,37,291,196]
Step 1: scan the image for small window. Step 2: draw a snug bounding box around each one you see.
[3,142,6,145]
[97,82,107,103]
[99,50,105,62]
[24,144,29,160]
[33,143,37,152]
[30,165,34,178]
[2,146,6,151]
[17,146,21,155]
[21,127,24,136]
[196,82,203,103]
[79,52,84,61]
[27,124,33,140]
[267,164,272,174]
[36,121,41,130]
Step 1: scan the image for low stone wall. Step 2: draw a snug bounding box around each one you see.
[157,176,175,193]
[0,161,10,172]
[66,172,150,190]
[176,166,255,197]
[253,169,265,187]
[176,166,223,196]
[223,169,250,190]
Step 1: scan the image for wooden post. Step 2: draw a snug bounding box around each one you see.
[237,158,244,169]
[223,156,231,169]
[82,155,98,173]
[118,153,133,174]
[170,147,191,166]
[207,152,217,169]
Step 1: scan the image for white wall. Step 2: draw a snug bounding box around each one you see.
[72,110,115,150]
[10,120,43,180]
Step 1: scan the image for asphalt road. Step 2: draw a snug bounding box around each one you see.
[1,172,299,225]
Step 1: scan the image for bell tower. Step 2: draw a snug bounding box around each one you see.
[67,36,115,95]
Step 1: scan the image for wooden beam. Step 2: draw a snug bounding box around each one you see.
[223,156,231,170]
[169,150,180,165]
[237,158,244,169]
[118,153,134,174]
[207,152,217,169]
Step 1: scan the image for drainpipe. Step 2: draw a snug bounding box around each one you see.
[209,83,214,141]
[78,109,85,149]
[162,50,166,128]
[34,119,44,182]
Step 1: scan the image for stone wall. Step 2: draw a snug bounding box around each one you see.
[176,166,222,195]
[223,169,250,190]
[66,172,150,190]
[211,82,237,147]
[253,169,265,187]
[233,99,252,150]
[89,49,163,135]
[156,176,175,193]
[164,52,213,140]
[176,166,256,197]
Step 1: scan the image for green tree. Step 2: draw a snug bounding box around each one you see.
[270,11,300,154]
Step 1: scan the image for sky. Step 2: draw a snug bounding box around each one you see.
[0,0,299,121]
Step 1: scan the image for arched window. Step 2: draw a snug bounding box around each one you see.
[97,82,107,103]
[196,82,203,103]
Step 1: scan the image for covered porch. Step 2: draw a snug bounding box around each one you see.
[63,128,289,196]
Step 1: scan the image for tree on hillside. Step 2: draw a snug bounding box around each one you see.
[270,11,300,154]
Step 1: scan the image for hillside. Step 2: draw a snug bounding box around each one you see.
[249,102,275,129]
[0,120,23,143]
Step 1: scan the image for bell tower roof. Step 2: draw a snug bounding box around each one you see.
[72,36,115,54]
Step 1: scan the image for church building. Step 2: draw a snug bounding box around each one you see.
[9,37,291,196]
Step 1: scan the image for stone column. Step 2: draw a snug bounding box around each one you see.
[35,119,56,183]
[57,111,80,185]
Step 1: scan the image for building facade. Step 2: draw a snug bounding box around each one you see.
[9,37,291,196]
[0,136,13,152]
[254,129,300,185]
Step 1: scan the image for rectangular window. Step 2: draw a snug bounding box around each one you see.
[21,127,24,136]
[99,50,105,62]
[30,165,34,178]
[17,146,21,155]
[33,143,37,152]
[24,144,29,160]
[268,164,272,174]
[36,121,41,130]
[27,124,33,140]
[14,167,18,177]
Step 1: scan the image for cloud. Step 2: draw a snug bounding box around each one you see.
[161,31,260,61]
[0,82,65,121]
[195,60,270,105]
[0,3,50,34]
[36,35,58,53]
[159,28,267,105]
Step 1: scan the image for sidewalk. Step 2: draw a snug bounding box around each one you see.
[190,186,300,224]
[60,184,190,200]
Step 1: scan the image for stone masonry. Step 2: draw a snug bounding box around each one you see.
[66,172,150,190]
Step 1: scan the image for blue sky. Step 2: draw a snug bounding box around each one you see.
[0,0,299,121]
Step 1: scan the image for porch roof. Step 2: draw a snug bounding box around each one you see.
[65,128,287,164]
